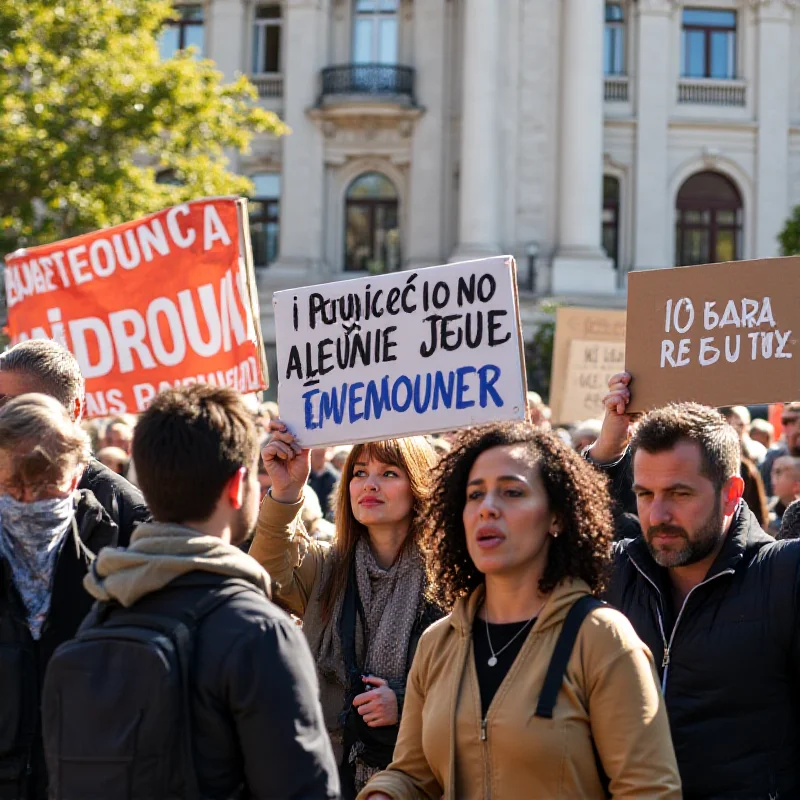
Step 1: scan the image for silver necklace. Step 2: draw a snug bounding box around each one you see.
[484,608,541,667]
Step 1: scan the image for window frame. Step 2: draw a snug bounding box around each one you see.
[602,175,621,269]
[248,173,281,268]
[160,4,205,57]
[675,171,743,266]
[681,8,738,80]
[252,4,282,75]
[352,0,399,65]
[344,172,400,273]
[604,3,626,77]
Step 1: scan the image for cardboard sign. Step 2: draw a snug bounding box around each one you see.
[273,256,528,447]
[4,198,268,417]
[549,308,626,424]
[625,258,800,411]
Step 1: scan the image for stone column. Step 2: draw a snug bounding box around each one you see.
[551,0,616,293]
[632,0,673,270]
[407,0,448,268]
[270,0,327,276]
[207,0,246,81]
[754,0,792,258]
[450,0,501,261]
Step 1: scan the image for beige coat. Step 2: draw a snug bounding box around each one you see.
[358,580,681,800]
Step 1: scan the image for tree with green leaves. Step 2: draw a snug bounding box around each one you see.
[778,205,800,256]
[0,0,286,254]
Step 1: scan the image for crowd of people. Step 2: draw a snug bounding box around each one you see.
[1,337,800,798]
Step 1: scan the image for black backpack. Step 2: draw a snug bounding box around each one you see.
[41,579,254,800]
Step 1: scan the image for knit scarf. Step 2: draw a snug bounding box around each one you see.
[0,493,76,640]
[314,536,425,790]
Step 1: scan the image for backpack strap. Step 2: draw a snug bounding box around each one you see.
[534,595,610,797]
[535,595,604,718]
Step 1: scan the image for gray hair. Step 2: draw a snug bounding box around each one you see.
[0,340,84,416]
[0,393,90,491]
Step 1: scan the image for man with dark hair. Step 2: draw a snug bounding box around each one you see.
[0,339,147,545]
[44,385,339,799]
[589,373,800,798]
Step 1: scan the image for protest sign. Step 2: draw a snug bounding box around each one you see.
[625,257,800,411]
[273,256,528,447]
[549,308,626,424]
[4,198,268,417]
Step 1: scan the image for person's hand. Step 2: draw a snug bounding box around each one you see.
[352,676,398,728]
[260,419,310,504]
[590,371,634,464]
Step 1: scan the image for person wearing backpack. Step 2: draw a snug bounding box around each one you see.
[0,393,117,800]
[359,423,681,800]
[42,385,340,800]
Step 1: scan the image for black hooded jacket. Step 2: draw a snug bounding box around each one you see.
[0,491,117,800]
[607,503,800,799]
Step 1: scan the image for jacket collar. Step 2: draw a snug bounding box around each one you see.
[625,500,772,587]
[448,577,594,637]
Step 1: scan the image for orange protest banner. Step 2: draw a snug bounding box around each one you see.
[3,198,268,418]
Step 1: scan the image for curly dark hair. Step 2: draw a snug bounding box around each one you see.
[423,422,614,609]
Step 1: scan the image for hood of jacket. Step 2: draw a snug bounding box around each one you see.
[448,576,593,637]
[84,521,271,607]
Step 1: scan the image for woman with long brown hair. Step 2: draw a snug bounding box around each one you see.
[249,421,442,798]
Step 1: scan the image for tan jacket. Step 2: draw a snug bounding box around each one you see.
[358,580,681,800]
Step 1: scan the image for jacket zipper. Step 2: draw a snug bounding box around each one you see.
[628,556,733,694]
[480,718,490,799]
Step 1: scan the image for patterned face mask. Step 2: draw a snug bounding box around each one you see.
[0,494,76,640]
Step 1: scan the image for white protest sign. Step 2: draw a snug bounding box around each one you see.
[273,256,528,447]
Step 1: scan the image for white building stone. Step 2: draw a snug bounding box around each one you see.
[178,0,800,390]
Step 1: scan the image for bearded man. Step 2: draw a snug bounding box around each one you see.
[589,375,800,800]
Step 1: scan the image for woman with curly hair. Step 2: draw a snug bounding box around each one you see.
[249,421,442,798]
[360,423,680,800]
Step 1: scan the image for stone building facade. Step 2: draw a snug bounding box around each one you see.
[162,0,800,389]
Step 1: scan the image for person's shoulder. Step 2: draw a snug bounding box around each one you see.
[580,601,649,658]
[81,458,146,507]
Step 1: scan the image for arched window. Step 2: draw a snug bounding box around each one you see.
[345,172,400,272]
[602,175,621,268]
[675,171,742,266]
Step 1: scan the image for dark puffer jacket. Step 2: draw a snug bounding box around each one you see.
[0,491,117,800]
[607,503,800,799]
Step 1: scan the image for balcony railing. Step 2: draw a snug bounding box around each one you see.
[251,74,283,98]
[320,64,415,104]
[678,78,746,107]
[604,75,629,103]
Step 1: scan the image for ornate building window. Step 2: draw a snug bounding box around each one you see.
[352,0,399,64]
[604,4,626,76]
[158,5,205,59]
[675,171,742,266]
[681,9,737,79]
[602,176,621,268]
[252,5,282,74]
[249,173,281,267]
[345,172,400,273]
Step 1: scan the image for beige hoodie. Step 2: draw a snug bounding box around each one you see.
[84,522,271,606]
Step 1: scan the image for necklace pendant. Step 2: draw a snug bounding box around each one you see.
[487,656,498,667]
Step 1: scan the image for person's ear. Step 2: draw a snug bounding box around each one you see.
[227,467,247,510]
[74,394,85,423]
[723,474,745,515]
